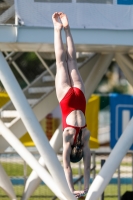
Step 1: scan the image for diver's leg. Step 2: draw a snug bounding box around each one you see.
[52,12,71,102]
[59,12,85,94]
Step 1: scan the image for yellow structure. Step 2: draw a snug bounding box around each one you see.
[20,115,60,146]
[0,93,10,107]
[85,95,100,149]
[0,92,100,149]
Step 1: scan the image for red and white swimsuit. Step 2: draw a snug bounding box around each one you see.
[59,87,86,145]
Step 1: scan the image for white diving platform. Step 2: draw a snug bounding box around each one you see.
[0,25,133,53]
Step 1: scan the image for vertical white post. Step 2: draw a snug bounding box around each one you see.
[0,52,76,200]
[85,117,133,200]
[84,54,113,100]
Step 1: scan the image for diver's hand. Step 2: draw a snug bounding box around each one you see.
[73,191,81,198]
[73,190,88,198]
[79,189,88,197]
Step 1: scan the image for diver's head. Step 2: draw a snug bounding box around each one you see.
[70,128,84,163]
[70,144,83,163]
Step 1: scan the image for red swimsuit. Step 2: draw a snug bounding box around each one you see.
[60,87,86,145]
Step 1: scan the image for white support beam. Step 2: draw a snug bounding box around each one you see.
[42,75,54,82]
[0,120,67,200]
[0,5,15,23]
[115,54,133,87]
[28,86,53,94]
[5,52,15,60]
[80,54,100,82]
[0,163,16,200]
[84,54,114,100]
[5,0,14,6]
[35,52,55,79]
[1,110,19,118]
[86,116,133,200]
[5,52,30,86]
[116,54,133,71]
[22,124,63,200]
[0,25,133,52]
[0,52,75,200]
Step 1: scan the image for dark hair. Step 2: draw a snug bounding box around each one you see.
[70,129,83,163]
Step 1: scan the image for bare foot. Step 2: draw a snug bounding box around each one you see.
[52,12,62,30]
[58,12,69,28]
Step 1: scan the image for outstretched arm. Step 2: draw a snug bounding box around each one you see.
[63,132,74,192]
[63,132,87,198]
[75,130,90,198]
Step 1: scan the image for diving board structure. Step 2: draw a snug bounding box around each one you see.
[0,0,133,200]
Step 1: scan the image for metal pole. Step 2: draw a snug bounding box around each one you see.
[117,166,121,200]
[0,52,76,200]
[101,159,105,200]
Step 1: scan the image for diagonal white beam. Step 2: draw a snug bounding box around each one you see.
[0,5,15,23]
[80,54,100,82]
[5,52,15,60]
[115,53,133,71]
[84,54,114,100]
[0,52,76,200]
[22,124,63,200]
[85,116,133,200]
[0,163,16,200]
[35,52,55,79]
[115,53,133,86]
[5,0,14,6]
[4,52,30,85]
[0,120,67,200]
